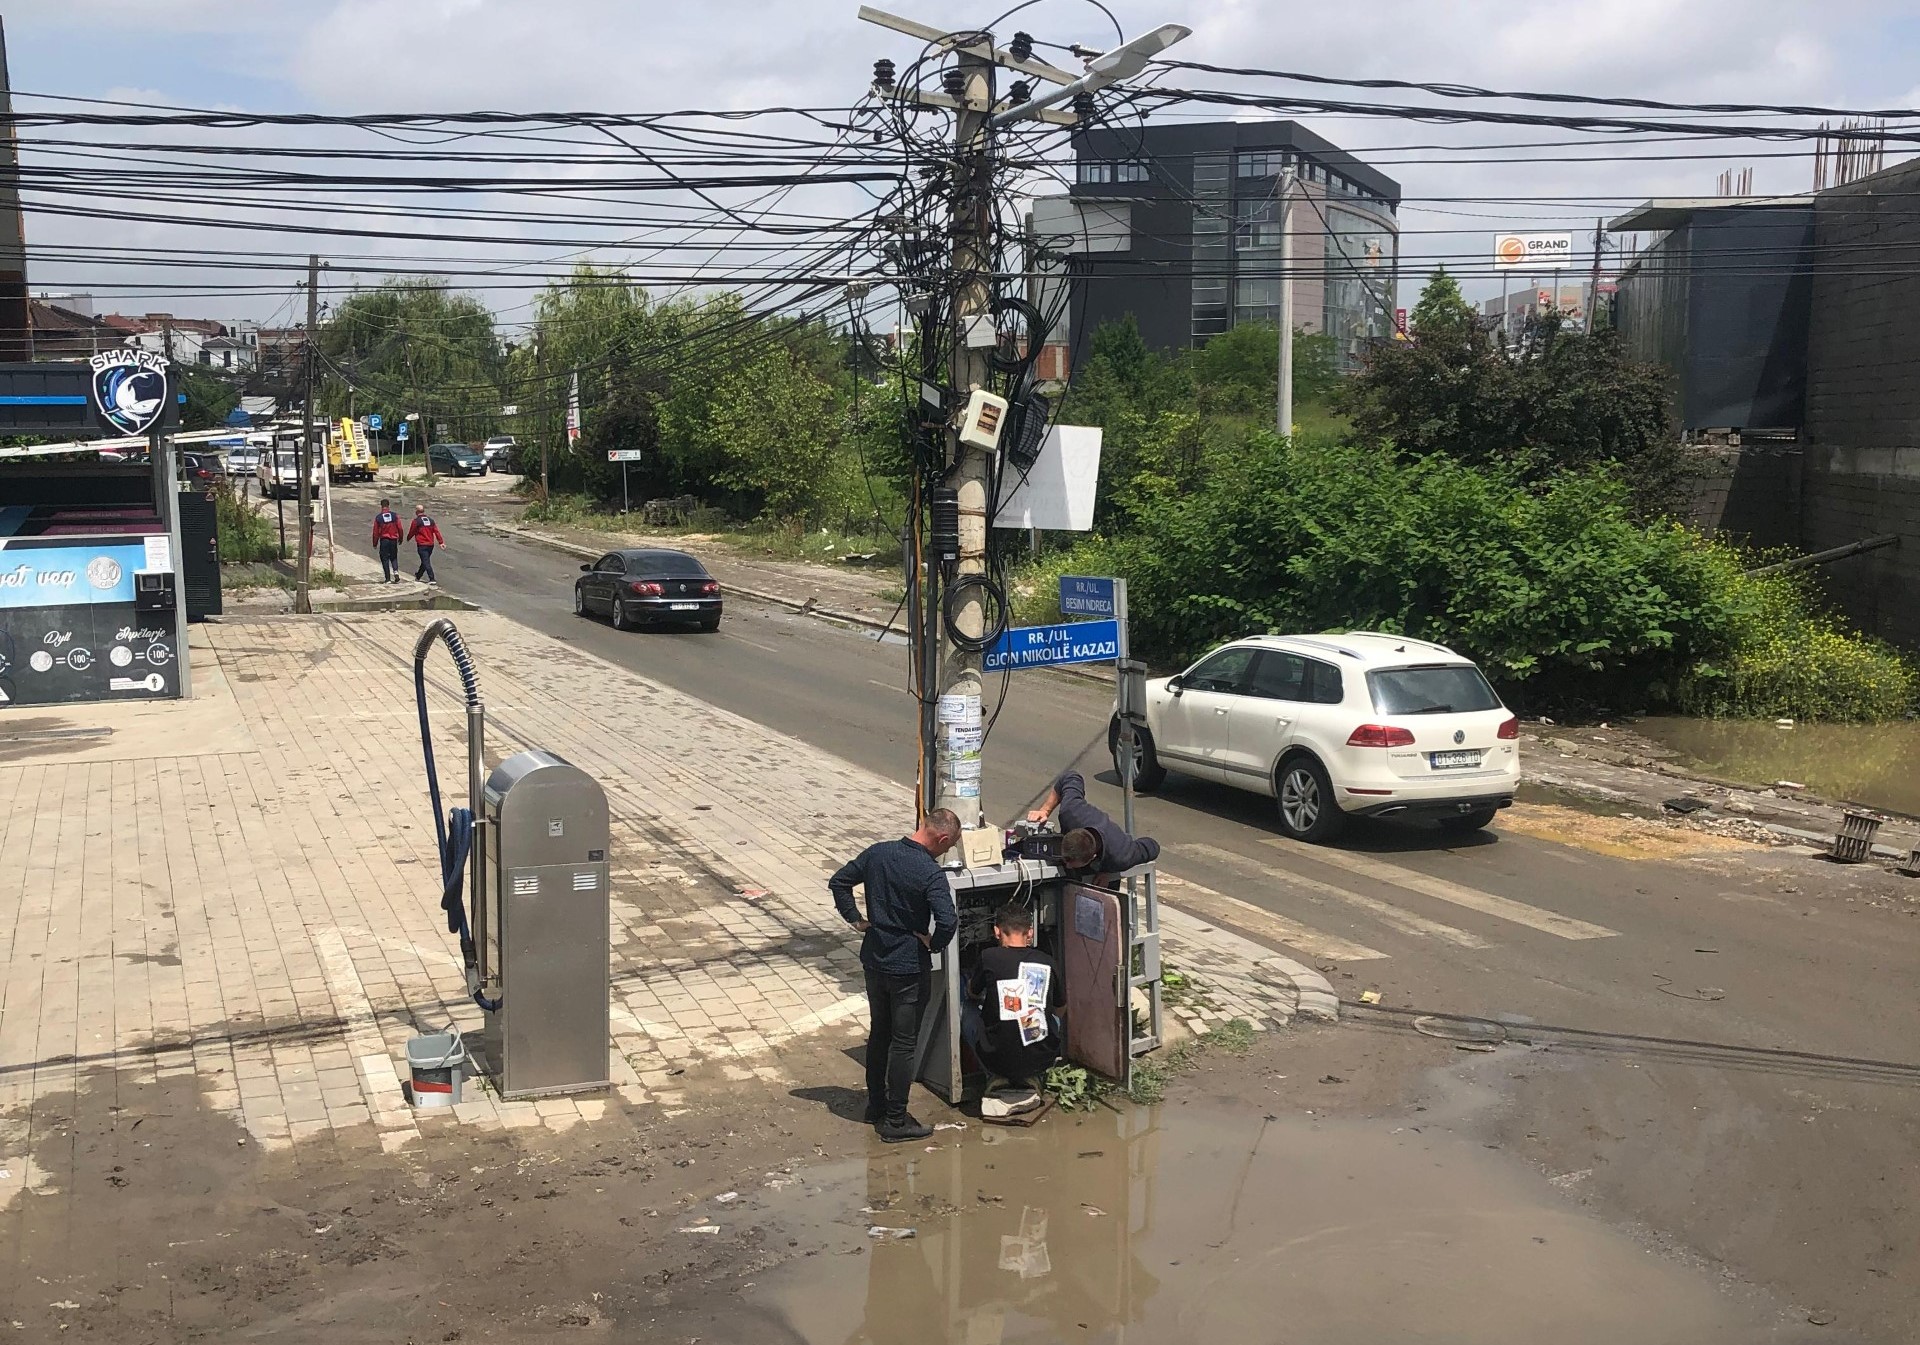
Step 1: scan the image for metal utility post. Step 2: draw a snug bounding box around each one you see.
[1275,169,1296,437]
[934,40,996,830]
[295,253,318,614]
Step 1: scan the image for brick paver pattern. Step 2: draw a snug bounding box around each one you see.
[0,610,1306,1198]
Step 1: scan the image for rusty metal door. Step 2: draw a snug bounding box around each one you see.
[1062,882,1129,1085]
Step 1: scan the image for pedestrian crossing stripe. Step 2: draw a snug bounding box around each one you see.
[1155,873,1388,962]
[1265,838,1619,940]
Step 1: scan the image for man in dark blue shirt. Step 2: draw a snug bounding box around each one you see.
[830,807,962,1141]
[1028,769,1160,886]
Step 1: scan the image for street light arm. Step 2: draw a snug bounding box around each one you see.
[991,23,1190,126]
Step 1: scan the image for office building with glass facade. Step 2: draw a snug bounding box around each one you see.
[1034,120,1399,377]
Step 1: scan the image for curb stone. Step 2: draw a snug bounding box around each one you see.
[1261,955,1339,1021]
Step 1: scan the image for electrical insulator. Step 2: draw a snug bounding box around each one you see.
[1010,30,1034,62]
[872,59,895,91]
[1072,92,1097,120]
[1008,80,1032,105]
[942,67,967,98]
[929,488,961,568]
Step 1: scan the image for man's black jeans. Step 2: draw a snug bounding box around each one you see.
[863,966,927,1120]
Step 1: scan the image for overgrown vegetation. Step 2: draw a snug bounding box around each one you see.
[1028,280,1915,722]
[1044,1016,1259,1111]
[213,481,279,562]
[1340,269,1682,519]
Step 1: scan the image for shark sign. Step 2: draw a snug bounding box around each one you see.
[89,349,172,437]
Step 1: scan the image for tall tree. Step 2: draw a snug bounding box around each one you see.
[1341,273,1678,516]
[316,280,503,440]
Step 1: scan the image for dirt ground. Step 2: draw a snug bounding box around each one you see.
[0,1015,1855,1344]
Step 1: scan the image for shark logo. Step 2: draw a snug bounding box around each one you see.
[89,350,172,436]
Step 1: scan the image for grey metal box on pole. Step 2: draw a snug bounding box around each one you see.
[481,749,611,1099]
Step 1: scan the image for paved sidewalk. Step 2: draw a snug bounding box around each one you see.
[0,608,1317,1195]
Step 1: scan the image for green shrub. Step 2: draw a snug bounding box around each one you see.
[1022,432,1915,721]
[1675,569,1916,721]
[214,482,279,563]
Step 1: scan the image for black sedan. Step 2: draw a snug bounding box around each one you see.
[575,548,722,631]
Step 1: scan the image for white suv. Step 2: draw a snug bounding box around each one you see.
[1111,632,1518,842]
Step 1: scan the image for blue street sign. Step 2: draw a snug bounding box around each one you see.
[395,422,410,441]
[1060,575,1117,618]
[367,413,383,431]
[985,619,1120,672]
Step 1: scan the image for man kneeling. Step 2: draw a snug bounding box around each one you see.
[964,905,1065,1107]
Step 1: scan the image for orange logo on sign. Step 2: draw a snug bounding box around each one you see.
[1496,235,1527,265]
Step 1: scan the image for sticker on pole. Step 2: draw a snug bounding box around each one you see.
[984,619,1119,672]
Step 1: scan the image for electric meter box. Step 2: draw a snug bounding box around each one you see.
[481,749,611,1099]
[958,388,1009,452]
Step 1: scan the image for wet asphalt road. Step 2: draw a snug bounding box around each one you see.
[351,478,1920,1340]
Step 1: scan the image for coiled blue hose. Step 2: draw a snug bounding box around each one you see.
[413,618,500,1012]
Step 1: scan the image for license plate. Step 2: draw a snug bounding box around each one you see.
[1429,750,1481,770]
[669,602,699,611]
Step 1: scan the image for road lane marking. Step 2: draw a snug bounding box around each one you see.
[1183,843,1492,950]
[1262,838,1618,940]
[1155,872,1388,962]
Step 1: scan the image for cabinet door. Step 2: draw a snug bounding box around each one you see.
[1063,884,1128,1085]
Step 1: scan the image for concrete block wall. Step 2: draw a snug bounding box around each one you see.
[1800,160,1920,648]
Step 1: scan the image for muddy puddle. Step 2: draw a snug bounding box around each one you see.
[659,1099,1821,1344]
[1634,715,1920,817]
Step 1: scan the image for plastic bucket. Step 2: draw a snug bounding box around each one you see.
[407,1029,466,1107]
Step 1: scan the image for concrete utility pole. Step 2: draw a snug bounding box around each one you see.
[1275,168,1297,438]
[934,39,996,829]
[861,6,1188,827]
[1589,216,1606,332]
[295,253,318,614]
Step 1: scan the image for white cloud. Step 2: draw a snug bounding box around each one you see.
[13,0,1920,319]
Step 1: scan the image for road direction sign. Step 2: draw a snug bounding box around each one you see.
[1059,574,1116,618]
[367,413,383,431]
[984,618,1119,672]
[606,449,644,462]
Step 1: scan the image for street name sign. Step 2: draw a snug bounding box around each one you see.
[1059,574,1116,617]
[984,618,1120,672]
[607,449,644,462]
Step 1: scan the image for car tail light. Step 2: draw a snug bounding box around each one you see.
[629,581,663,596]
[1497,716,1519,740]
[1347,723,1416,748]
[700,580,720,595]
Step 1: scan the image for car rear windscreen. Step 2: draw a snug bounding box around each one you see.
[634,552,707,576]
[1367,664,1501,715]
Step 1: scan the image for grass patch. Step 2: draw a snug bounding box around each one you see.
[518,493,903,567]
[1042,1015,1261,1110]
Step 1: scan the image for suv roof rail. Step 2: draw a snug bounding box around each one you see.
[1280,635,1363,660]
[1344,630,1455,655]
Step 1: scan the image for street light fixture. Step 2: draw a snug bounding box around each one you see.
[991,23,1190,125]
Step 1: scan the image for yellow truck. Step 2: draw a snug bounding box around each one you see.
[327,417,377,482]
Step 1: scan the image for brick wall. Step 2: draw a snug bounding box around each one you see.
[1801,161,1920,647]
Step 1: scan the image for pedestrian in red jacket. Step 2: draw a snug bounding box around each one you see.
[406,504,444,584]
[371,498,404,583]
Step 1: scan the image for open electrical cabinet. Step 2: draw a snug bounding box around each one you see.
[915,862,1161,1104]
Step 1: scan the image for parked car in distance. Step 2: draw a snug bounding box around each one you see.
[428,441,487,476]
[222,444,261,477]
[1112,632,1518,843]
[178,451,221,487]
[574,548,722,632]
[256,448,324,500]
[481,435,517,470]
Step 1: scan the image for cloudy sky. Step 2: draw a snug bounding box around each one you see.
[7,0,1918,328]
